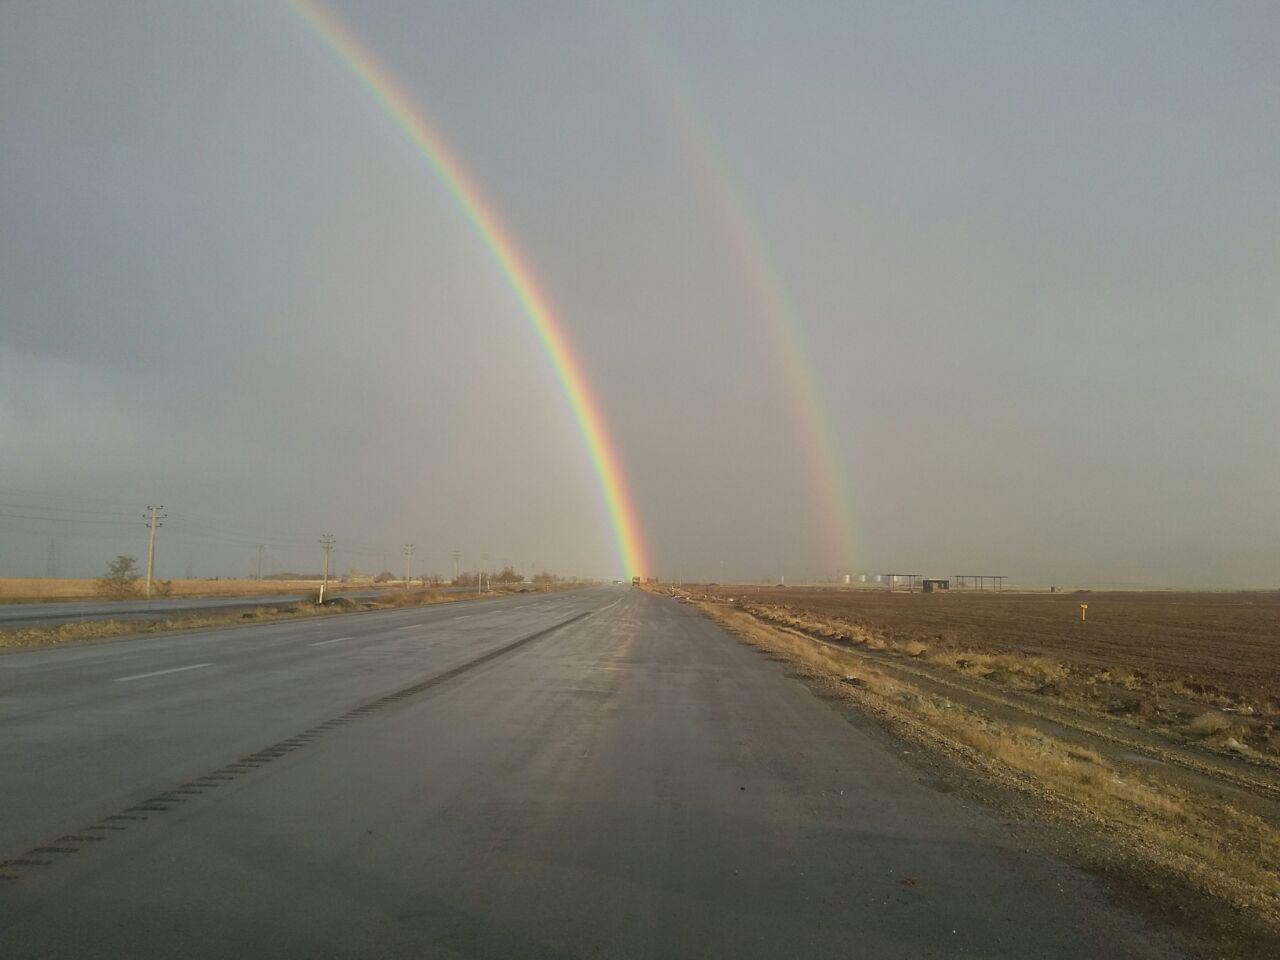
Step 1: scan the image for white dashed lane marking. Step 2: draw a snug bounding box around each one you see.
[113,663,213,683]
[309,637,353,647]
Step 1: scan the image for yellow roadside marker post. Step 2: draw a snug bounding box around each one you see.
[1080,602,1088,622]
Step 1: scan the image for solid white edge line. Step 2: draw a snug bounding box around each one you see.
[113,662,213,683]
[396,624,425,630]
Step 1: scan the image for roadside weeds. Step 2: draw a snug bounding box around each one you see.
[731,597,1280,761]
[696,599,1280,956]
[0,585,579,651]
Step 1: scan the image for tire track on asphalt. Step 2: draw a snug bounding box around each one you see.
[0,610,591,883]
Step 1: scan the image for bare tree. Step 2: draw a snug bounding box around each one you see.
[97,555,141,600]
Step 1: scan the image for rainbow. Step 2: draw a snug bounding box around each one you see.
[612,6,860,574]
[290,0,648,579]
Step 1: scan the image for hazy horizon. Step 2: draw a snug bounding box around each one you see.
[3,1,1277,588]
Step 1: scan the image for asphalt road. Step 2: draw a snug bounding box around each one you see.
[0,587,1186,958]
[0,591,380,630]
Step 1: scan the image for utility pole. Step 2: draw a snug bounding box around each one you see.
[143,505,166,599]
[450,550,460,585]
[256,544,265,581]
[319,534,335,603]
[403,543,415,589]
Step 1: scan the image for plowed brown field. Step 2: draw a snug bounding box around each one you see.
[707,586,1280,710]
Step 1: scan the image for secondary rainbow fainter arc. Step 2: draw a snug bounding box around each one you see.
[608,4,861,576]
[290,0,649,581]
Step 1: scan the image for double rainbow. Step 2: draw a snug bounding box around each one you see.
[290,1,648,580]
[612,6,860,574]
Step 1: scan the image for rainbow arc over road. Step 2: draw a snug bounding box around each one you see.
[290,0,648,579]
[611,6,860,574]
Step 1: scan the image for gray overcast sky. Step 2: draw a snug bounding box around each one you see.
[2,1,1277,586]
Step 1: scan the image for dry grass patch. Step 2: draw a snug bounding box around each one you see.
[743,600,1070,689]
[701,584,1280,722]
[1188,712,1235,738]
[0,577,337,603]
[699,600,1280,941]
[1103,666,1145,689]
[926,650,1068,688]
[718,592,1280,767]
[376,588,455,608]
[0,603,325,650]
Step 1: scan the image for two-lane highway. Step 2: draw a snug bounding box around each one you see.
[0,588,600,856]
[1,588,1187,957]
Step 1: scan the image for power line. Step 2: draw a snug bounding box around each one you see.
[0,510,134,526]
[0,483,139,509]
[0,496,444,580]
[0,500,135,520]
[0,489,385,556]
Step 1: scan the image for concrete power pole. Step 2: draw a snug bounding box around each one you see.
[143,505,166,599]
[319,534,335,604]
[403,543,415,589]
[451,550,460,585]
[256,544,265,581]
